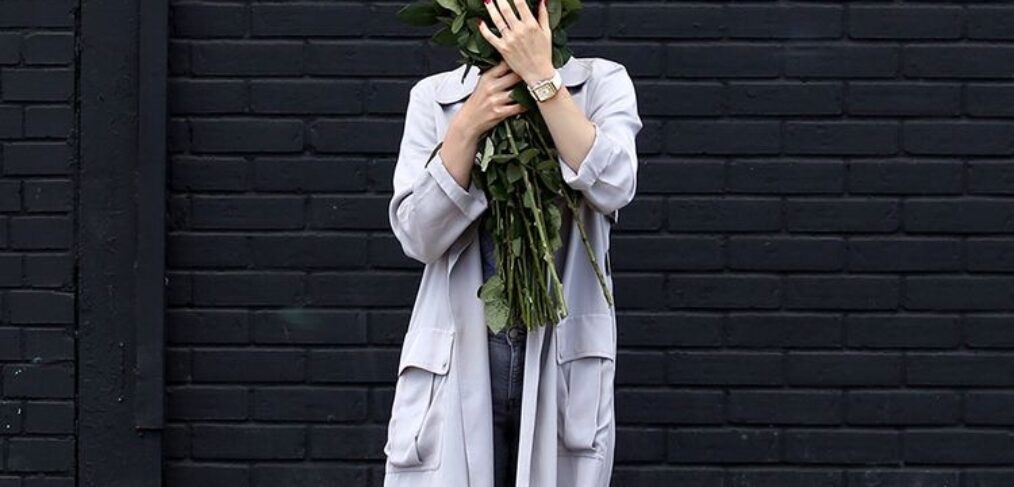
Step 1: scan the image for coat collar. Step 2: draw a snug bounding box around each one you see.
[434,56,592,105]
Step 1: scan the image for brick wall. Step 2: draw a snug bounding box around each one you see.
[165,2,1014,486]
[0,0,77,484]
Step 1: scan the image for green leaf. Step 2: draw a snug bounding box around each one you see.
[537,159,562,192]
[552,28,568,47]
[479,137,495,171]
[548,0,562,29]
[479,271,502,299]
[561,0,582,11]
[436,0,463,15]
[431,26,458,46]
[466,0,484,13]
[511,117,525,135]
[479,274,509,334]
[506,163,522,183]
[472,166,487,189]
[490,182,508,201]
[511,84,537,113]
[558,46,574,64]
[465,33,480,54]
[546,204,562,248]
[456,25,471,44]
[451,12,466,33]
[519,147,539,165]
[537,157,556,172]
[396,0,441,26]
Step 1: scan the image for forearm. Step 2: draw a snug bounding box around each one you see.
[438,118,481,190]
[535,85,597,174]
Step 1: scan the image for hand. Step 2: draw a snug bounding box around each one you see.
[439,60,528,189]
[449,59,528,141]
[478,0,555,86]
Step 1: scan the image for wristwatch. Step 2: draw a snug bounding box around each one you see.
[526,69,563,102]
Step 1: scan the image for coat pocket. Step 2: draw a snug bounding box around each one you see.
[555,312,616,459]
[384,327,455,472]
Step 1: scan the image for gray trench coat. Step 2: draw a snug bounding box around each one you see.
[383,55,643,487]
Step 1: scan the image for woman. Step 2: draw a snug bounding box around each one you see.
[384,1,643,486]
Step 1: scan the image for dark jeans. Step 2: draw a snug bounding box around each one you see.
[488,323,527,487]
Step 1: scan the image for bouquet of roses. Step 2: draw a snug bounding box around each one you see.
[397,0,612,334]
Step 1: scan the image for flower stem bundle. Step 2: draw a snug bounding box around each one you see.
[398,0,612,334]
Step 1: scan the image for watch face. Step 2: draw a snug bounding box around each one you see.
[535,84,555,99]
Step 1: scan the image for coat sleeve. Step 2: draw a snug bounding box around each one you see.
[558,62,644,221]
[389,77,489,265]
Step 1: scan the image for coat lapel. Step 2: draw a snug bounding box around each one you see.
[434,56,592,105]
